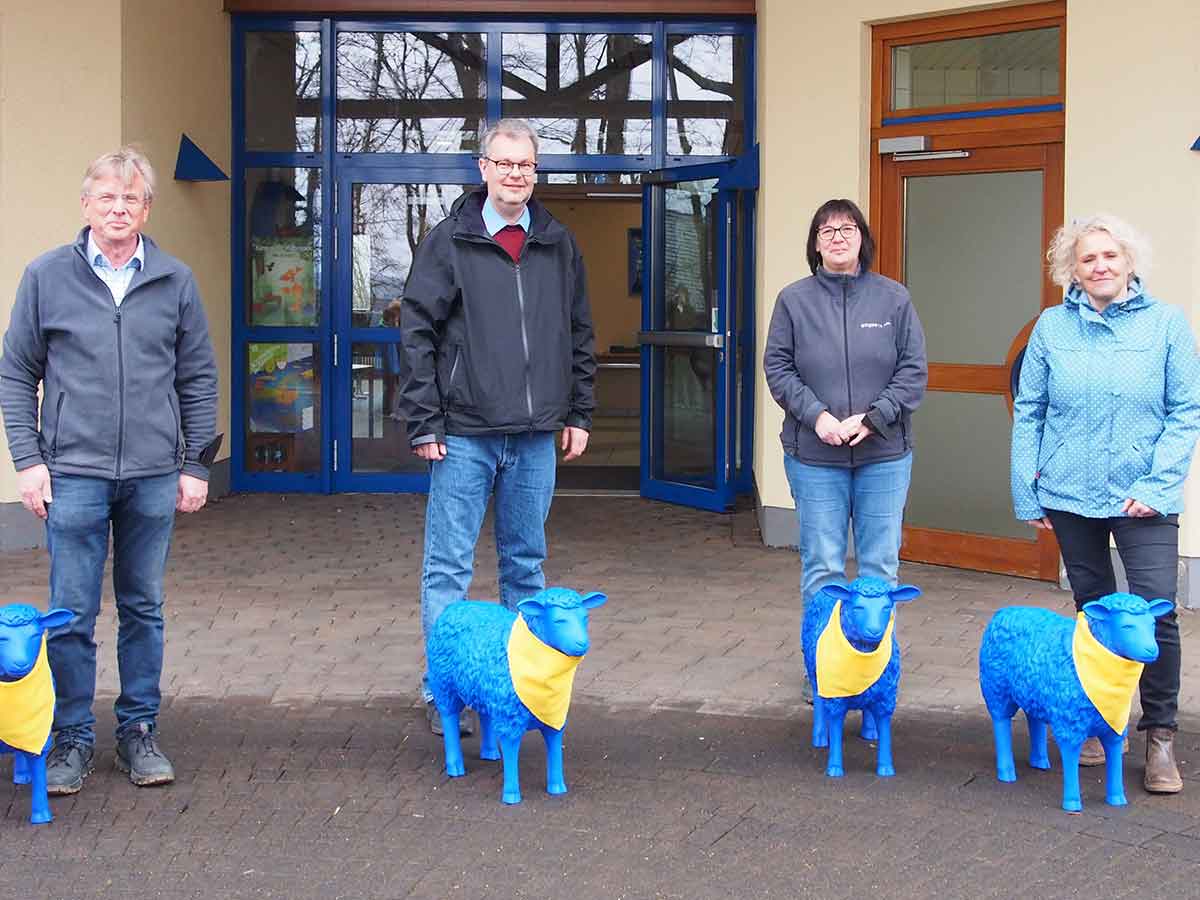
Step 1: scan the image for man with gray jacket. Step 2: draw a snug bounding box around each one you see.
[0,147,218,794]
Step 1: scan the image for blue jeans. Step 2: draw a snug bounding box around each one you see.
[420,433,557,701]
[783,453,913,606]
[45,472,178,745]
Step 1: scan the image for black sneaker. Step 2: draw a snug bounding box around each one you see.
[425,703,475,737]
[115,723,175,786]
[45,738,95,796]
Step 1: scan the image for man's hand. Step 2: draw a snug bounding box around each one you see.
[177,473,208,513]
[17,464,52,520]
[414,442,448,462]
[1122,498,1159,518]
[1027,517,1054,531]
[561,426,589,461]
[814,411,843,446]
[837,413,872,447]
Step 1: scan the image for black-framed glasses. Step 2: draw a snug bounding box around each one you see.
[817,223,859,242]
[483,157,537,176]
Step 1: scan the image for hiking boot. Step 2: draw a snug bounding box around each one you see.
[45,738,95,796]
[115,723,175,787]
[426,703,475,737]
[1144,727,1183,794]
[1079,735,1128,766]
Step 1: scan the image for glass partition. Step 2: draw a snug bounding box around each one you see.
[336,32,487,154]
[245,168,322,327]
[245,31,321,153]
[666,34,746,156]
[350,341,423,473]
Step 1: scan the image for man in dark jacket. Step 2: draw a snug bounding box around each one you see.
[0,147,218,794]
[399,119,596,731]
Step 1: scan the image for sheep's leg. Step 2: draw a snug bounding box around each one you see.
[860,708,879,742]
[991,716,1018,783]
[812,697,828,748]
[825,706,848,777]
[541,725,567,795]
[1027,714,1050,770]
[25,752,52,825]
[1101,731,1128,807]
[499,735,523,805]
[478,712,500,761]
[13,749,31,785]
[874,713,895,777]
[438,700,467,778]
[1057,741,1083,812]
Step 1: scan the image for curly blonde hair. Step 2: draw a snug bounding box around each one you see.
[1046,214,1151,288]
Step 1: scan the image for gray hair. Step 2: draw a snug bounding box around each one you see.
[81,146,157,204]
[1047,214,1151,288]
[480,118,539,159]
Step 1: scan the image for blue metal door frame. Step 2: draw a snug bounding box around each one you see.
[230,14,755,503]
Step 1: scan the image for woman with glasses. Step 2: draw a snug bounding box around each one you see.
[1011,215,1200,793]
[764,199,928,692]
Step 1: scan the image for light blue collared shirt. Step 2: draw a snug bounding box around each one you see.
[87,232,144,306]
[481,198,530,236]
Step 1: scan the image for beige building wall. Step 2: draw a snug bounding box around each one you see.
[754,0,1200,568]
[0,2,124,507]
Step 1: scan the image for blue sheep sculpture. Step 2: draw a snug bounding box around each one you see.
[0,603,75,824]
[979,593,1172,812]
[426,587,607,805]
[801,577,921,778]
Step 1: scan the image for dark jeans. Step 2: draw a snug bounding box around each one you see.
[1045,508,1181,732]
[45,472,179,745]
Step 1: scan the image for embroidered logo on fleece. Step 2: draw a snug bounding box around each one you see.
[859,321,892,329]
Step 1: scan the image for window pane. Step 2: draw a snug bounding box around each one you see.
[892,26,1060,111]
[350,342,425,473]
[246,168,321,327]
[350,182,465,328]
[337,32,486,153]
[502,33,652,155]
[666,34,745,156]
[245,31,321,153]
[663,179,719,331]
[246,343,321,474]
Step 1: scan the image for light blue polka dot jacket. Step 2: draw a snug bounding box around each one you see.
[1011,279,1200,521]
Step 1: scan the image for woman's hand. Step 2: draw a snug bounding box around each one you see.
[1121,498,1159,518]
[814,411,843,446]
[1027,517,1053,531]
[837,413,872,447]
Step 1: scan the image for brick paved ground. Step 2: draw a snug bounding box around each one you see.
[2,493,1199,897]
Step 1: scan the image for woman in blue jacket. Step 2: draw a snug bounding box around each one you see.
[1011,214,1200,794]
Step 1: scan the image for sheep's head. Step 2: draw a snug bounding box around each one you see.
[517,588,607,657]
[0,604,74,681]
[825,577,920,652]
[1082,592,1172,664]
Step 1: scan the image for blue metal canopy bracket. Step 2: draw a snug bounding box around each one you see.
[174,134,229,181]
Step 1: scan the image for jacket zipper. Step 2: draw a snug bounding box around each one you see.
[51,392,66,459]
[841,278,854,466]
[513,262,535,424]
[115,308,125,479]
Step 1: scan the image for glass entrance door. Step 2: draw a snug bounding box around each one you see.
[639,160,756,511]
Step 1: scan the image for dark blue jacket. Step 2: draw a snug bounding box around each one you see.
[0,228,218,481]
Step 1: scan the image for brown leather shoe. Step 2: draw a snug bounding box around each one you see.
[1144,727,1183,794]
[1078,735,1129,767]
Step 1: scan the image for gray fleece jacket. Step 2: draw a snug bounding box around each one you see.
[764,267,927,468]
[0,228,218,481]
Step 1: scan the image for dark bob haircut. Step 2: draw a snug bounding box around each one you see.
[806,198,875,275]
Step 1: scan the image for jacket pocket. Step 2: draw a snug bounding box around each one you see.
[49,392,67,459]
[1035,437,1065,488]
[443,345,474,410]
[168,393,184,464]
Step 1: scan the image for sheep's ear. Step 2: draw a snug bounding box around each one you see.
[517,598,546,619]
[889,585,921,604]
[38,609,75,630]
[823,584,853,603]
[581,591,607,610]
[1082,601,1111,622]
[1148,599,1175,619]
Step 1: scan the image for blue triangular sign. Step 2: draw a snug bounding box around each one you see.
[1192,135,1200,151]
[174,134,229,181]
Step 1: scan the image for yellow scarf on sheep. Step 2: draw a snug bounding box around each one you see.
[507,614,582,730]
[1073,613,1143,735]
[0,635,54,754]
[815,601,894,698]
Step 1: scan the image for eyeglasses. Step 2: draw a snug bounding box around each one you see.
[89,192,147,211]
[483,157,537,177]
[817,223,859,242]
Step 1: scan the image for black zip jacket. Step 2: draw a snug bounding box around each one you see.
[399,188,596,444]
[763,267,927,468]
